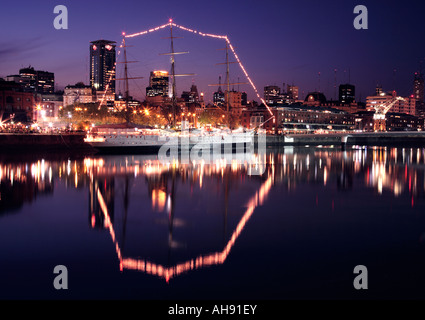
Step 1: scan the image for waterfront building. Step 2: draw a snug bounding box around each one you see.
[354,110,423,132]
[6,66,54,94]
[181,84,200,103]
[35,70,55,94]
[414,72,425,118]
[213,76,225,107]
[114,99,141,112]
[146,71,169,97]
[0,80,35,122]
[366,90,416,116]
[90,40,116,93]
[287,85,299,101]
[63,83,93,106]
[414,72,424,103]
[145,71,170,106]
[225,90,244,116]
[339,84,356,104]
[241,103,355,134]
[241,92,247,105]
[264,85,281,105]
[304,92,327,107]
[38,93,63,121]
[95,90,115,108]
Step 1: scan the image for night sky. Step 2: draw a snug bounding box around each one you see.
[0,0,424,103]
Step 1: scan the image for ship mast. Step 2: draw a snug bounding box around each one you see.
[123,36,130,121]
[115,33,143,123]
[170,24,178,128]
[160,19,194,128]
[209,41,246,129]
[225,41,230,127]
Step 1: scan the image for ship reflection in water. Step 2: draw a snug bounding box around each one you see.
[85,154,272,282]
[1,146,425,299]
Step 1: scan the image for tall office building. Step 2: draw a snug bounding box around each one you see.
[90,40,116,92]
[287,85,299,101]
[264,86,281,104]
[366,91,416,116]
[241,92,247,105]
[35,70,55,94]
[414,72,425,117]
[181,84,200,103]
[213,76,225,107]
[339,84,355,104]
[146,71,169,97]
[414,72,424,103]
[6,66,54,94]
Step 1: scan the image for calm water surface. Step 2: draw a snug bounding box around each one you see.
[1,146,425,299]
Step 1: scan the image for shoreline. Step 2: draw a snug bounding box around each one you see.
[1,131,425,155]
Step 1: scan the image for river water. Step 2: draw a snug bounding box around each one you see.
[1,145,425,299]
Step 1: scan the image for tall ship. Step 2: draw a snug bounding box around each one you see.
[84,23,254,153]
[85,123,254,152]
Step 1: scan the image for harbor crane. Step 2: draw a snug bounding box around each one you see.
[372,96,405,131]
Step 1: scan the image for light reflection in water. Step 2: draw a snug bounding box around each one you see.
[1,146,425,279]
[1,146,423,208]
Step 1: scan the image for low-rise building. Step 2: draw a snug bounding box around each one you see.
[242,103,355,134]
[354,111,423,132]
[0,80,35,122]
[63,83,93,106]
[366,91,416,116]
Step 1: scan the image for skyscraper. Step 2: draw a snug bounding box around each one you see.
[414,72,425,117]
[146,71,169,97]
[339,84,355,104]
[35,70,55,94]
[287,85,299,101]
[264,86,281,104]
[6,66,54,94]
[414,72,424,103]
[213,76,225,107]
[90,40,116,92]
[181,84,200,103]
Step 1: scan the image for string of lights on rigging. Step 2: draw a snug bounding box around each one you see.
[124,19,274,117]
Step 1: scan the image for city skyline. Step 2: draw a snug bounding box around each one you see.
[0,0,424,103]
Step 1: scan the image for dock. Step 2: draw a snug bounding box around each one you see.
[0,132,94,152]
[261,131,425,147]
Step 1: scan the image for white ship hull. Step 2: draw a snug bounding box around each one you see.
[85,131,254,153]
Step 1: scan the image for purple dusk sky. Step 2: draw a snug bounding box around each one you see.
[0,0,424,103]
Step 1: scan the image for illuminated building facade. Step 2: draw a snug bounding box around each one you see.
[146,71,169,97]
[264,85,281,105]
[181,84,200,103]
[305,92,327,107]
[354,111,423,132]
[339,84,355,104]
[90,40,116,93]
[63,83,93,106]
[35,70,55,94]
[6,66,54,94]
[414,72,424,103]
[414,72,424,118]
[0,80,35,122]
[287,85,299,101]
[241,104,355,133]
[366,91,416,116]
